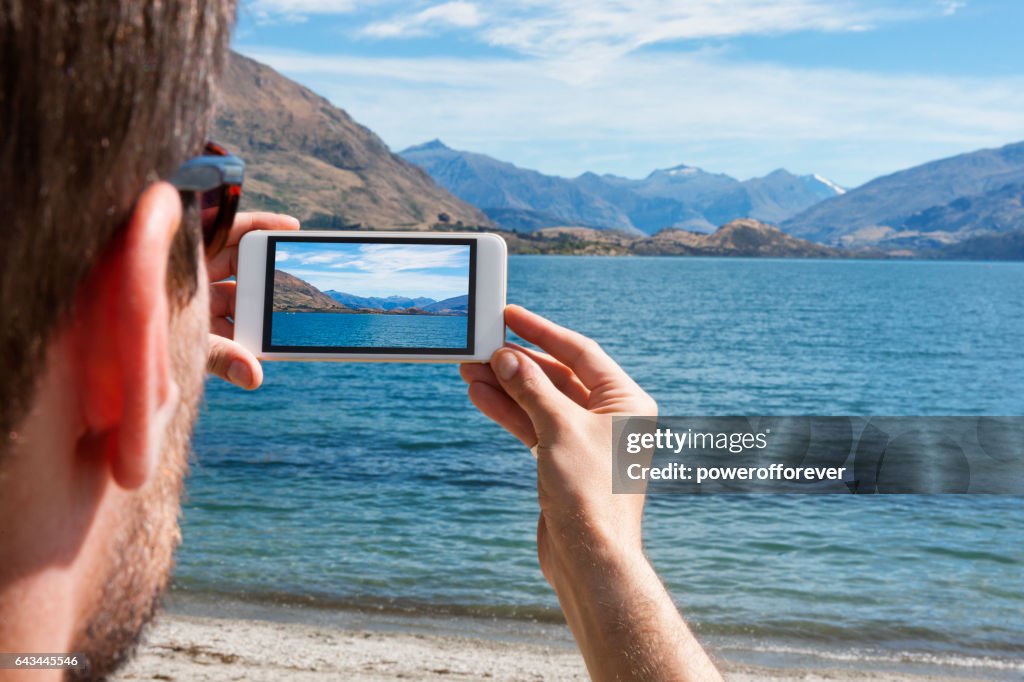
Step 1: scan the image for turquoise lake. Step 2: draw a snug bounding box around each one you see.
[178,256,1024,676]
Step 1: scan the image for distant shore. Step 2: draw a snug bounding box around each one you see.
[272,307,467,316]
[421,224,1024,260]
[111,591,1003,682]
[471,220,858,258]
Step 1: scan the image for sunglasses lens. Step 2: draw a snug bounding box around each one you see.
[197,189,224,252]
[200,187,223,238]
[200,184,241,252]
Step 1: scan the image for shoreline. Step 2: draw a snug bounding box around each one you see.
[110,590,1017,681]
[272,309,468,317]
[426,226,1024,261]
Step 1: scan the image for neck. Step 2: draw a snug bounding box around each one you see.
[0,349,109,675]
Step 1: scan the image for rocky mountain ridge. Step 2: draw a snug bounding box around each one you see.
[782,141,1024,248]
[400,140,843,234]
[326,291,469,316]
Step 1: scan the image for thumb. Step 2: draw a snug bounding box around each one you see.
[207,334,264,389]
[490,348,578,439]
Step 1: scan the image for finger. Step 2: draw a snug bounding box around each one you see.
[209,280,237,320]
[505,343,590,407]
[462,353,589,407]
[505,304,632,392]
[224,212,300,248]
[460,362,499,387]
[207,212,300,282]
[467,381,537,447]
[210,316,234,339]
[489,348,578,437]
[460,365,536,443]
[207,334,263,389]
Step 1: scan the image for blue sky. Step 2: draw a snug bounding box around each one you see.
[275,242,470,300]
[234,1,1024,188]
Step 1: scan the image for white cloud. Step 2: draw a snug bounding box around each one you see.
[940,1,966,17]
[349,244,468,272]
[306,252,356,265]
[249,0,367,14]
[246,0,365,24]
[332,1,945,82]
[250,1,938,56]
[473,0,904,75]
[282,243,467,272]
[363,2,482,38]
[242,46,1024,185]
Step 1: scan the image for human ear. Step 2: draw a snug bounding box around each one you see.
[71,182,183,490]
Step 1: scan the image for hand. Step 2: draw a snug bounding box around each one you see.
[206,212,300,389]
[459,304,658,586]
[461,307,723,682]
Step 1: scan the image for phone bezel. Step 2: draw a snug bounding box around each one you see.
[235,230,507,363]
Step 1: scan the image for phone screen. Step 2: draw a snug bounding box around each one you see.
[262,236,476,354]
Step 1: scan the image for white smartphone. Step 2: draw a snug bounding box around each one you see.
[234,231,507,362]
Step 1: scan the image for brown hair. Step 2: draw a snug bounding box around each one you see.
[0,1,236,447]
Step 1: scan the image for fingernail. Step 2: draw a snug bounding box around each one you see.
[228,360,250,387]
[494,350,519,381]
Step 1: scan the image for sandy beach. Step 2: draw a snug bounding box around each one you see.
[111,594,988,682]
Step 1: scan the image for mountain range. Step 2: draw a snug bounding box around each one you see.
[325,291,469,315]
[274,270,468,316]
[781,141,1024,248]
[400,140,843,234]
[325,292,435,310]
[403,139,1024,255]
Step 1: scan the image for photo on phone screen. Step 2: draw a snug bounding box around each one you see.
[263,237,476,354]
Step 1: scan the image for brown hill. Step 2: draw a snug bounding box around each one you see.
[632,219,841,257]
[213,52,491,230]
[526,226,633,255]
[272,270,350,313]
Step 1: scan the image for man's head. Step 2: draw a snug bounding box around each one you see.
[0,1,235,678]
